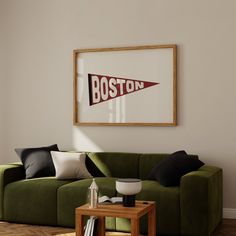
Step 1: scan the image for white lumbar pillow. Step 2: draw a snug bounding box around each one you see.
[51,151,93,179]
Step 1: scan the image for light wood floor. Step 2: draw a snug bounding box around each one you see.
[0,222,133,236]
[0,219,236,235]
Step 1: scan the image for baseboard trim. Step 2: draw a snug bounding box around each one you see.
[223,208,236,219]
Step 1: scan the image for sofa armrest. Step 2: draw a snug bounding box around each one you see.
[180,165,222,236]
[0,164,25,219]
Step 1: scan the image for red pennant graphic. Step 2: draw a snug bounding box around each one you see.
[88,73,159,106]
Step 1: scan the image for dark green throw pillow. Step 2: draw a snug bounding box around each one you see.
[15,144,59,179]
[148,150,204,186]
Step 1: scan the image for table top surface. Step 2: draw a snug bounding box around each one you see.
[76,200,155,218]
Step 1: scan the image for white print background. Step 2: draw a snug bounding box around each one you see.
[77,48,174,123]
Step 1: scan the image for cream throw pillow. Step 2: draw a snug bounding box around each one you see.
[51,151,92,179]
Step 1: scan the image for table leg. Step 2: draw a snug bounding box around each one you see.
[131,218,140,236]
[98,216,105,236]
[148,206,156,236]
[76,213,83,236]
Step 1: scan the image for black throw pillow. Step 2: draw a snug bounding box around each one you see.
[15,144,59,179]
[148,150,204,186]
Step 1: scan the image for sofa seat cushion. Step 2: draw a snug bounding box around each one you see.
[4,177,72,226]
[57,177,117,229]
[116,180,180,236]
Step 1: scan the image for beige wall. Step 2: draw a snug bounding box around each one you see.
[0,1,7,163]
[1,0,236,210]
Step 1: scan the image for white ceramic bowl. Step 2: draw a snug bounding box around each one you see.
[116,178,142,195]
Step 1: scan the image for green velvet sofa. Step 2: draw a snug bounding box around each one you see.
[0,152,222,236]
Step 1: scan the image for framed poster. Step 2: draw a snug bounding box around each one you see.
[73,45,177,126]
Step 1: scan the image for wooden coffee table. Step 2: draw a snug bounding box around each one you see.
[75,200,156,236]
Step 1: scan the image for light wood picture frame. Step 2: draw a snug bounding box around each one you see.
[73,45,177,126]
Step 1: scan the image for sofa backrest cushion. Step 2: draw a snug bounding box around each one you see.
[86,152,140,178]
[86,152,199,180]
[139,153,168,179]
